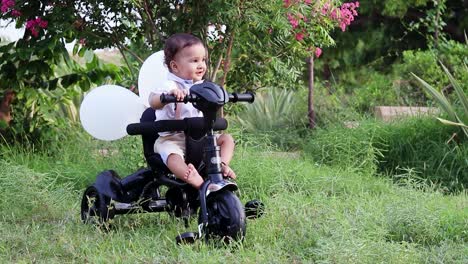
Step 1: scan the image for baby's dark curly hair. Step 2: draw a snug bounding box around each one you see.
[164,33,205,72]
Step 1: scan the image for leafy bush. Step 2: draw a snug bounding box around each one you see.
[303,120,381,175]
[392,40,468,106]
[3,50,125,143]
[375,117,467,192]
[413,62,468,138]
[303,117,467,192]
[232,87,307,150]
[323,40,467,115]
[351,71,399,112]
[286,80,368,129]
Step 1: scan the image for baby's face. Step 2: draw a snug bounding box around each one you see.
[170,43,207,82]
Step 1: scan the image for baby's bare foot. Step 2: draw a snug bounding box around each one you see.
[184,164,204,189]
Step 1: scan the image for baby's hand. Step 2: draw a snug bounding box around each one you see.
[169,88,187,101]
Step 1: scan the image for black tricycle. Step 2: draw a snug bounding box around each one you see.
[80,82,264,244]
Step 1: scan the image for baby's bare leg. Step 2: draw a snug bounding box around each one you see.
[166,154,203,189]
[217,133,236,179]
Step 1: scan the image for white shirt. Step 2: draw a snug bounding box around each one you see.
[150,72,203,136]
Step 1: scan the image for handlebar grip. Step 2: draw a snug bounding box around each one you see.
[127,123,148,135]
[160,94,177,104]
[160,94,196,104]
[229,92,255,103]
[126,122,152,135]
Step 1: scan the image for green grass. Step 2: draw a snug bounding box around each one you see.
[0,134,467,263]
[304,117,468,192]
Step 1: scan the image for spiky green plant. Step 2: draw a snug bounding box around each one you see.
[235,88,299,131]
[412,62,468,138]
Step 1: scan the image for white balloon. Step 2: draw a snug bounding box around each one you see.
[80,85,145,141]
[138,50,169,107]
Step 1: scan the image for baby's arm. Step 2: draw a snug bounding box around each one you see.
[149,88,187,109]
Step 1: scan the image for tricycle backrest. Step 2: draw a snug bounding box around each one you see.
[140,108,158,159]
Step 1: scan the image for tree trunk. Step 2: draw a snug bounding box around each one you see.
[0,90,15,129]
[307,56,316,129]
[220,31,235,88]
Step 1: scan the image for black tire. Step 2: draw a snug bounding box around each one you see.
[201,190,246,242]
[80,186,115,224]
[245,199,265,219]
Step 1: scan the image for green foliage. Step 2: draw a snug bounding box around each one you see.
[304,117,467,192]
[391,40,467,106]
[1,0,348,141]
[317,0,466,103]
[382,0,433,18]
[320,39,467,116]
[376,117,467,192]
[0,138,467,262]
[344,70,399,112]
[232,88,307,150]
[303,120,382,175]
[235,88,298,131]
[412,62,468,138]
[2,49,124,141]
[393,49,445,105]
[221,0,341,91]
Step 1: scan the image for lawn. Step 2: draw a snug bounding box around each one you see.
[0,136,466,263]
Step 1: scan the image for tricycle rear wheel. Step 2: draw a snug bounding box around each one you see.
[80,186,115,224]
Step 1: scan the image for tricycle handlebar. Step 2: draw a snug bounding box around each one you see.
[229,92,255,103]
[160,92,254,104]
[127,117,228,136]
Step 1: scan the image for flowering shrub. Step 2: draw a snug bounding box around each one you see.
[1,0,15,13]
[283,0,359,58]
[321,1,359,32]
[1,1,51,38]
[25,17,48,37]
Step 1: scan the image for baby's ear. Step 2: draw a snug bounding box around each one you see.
[169,60,178,73]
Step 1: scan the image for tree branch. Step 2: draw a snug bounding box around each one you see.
[220,31,235,87]
[143,0,163,45]
[211,54,223,82]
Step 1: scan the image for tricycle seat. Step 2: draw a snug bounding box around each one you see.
[136,108,228,174]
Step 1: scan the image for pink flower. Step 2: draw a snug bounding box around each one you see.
[36,18,48,28]
[327,1,359,32]
[287,13,299,29]
[0,0,14,13]
[321,3,331,15]
[25,17,48,38]
[30,28,39,37]
[330,9,338,19]
[304,0,311,4]
[11,9,20,16]
[315,47,322,58]
[26,19,36,29]
[3,0,14,8]
[295,32,304,41]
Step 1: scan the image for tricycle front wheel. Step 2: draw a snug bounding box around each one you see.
[201,190,246,242]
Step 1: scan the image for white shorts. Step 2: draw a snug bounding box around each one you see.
[155,132,222,165]
[154,133,186,165]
